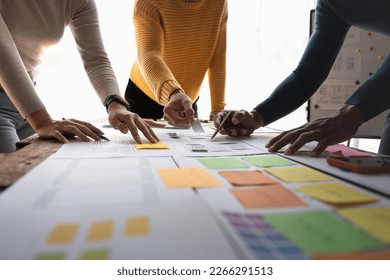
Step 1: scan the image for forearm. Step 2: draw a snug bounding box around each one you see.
[208,69,226,112]
[208,21,227,112]
[25,108,53,131]
[254,70,324,126]
[1,14,44,117]
[255,11,350,125]
[346,54,390,121]
[69,0,121,103]
[134,17,182,105]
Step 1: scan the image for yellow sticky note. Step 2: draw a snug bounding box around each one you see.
[339,207,390,244]
[87,220,114,242]
[46,223,79,245]
[125,216,150,237]
[158,168,222,188]
[134,143,169,150]
[297,182,379,205]
[264,166,332,183]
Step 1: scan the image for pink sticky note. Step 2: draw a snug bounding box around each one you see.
[325,144,370,157]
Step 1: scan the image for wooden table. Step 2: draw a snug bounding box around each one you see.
[0,135,62,191]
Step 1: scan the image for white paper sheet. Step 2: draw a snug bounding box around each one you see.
[0,156,194,211]
[0,196,238,260]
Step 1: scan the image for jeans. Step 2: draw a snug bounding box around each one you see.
[0,90,35,153]
[379,112,390,156]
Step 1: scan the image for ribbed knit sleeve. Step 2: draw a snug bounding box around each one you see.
[69,0,121,102]
[131,0,227,108]
[0,13,45,117]
[208,4,227,112]
[0,0,120,117]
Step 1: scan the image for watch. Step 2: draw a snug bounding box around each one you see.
[103,94,130,112]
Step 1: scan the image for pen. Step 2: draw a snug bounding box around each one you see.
[97,134,110,141]
[62,118,110,141]
[211,110,233,140]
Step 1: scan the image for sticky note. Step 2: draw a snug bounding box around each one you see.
[325,144,370,156]
[230,185,307,209]
[35,252,66,260]
[158,168,222,188]
[80,248,109,260]
[125,216,150,237]
[314,249,390,260]
[219,170,278,186]
[46,223,79,245]
[296,182,379,205]
[263,210,385,253]
[87,220,114,242]
[197,157,249,169]
[264,166,332,183]
[134,143,169,149]
[339,207,390,244]
[242,155,296,167]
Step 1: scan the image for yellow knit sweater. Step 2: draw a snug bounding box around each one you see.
[130,0,227,112]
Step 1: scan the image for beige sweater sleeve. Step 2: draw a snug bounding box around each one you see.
[0,0,120,117]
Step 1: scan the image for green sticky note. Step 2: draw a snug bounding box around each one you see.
[35,252,66,260]
[263,210,385,254]
[197,157,249,169]
[242,155,295,167]
[80,248,109,260]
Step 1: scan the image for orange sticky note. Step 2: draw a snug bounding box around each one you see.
[158,168,222,188]
[230,185,307,209]
[219,170,278,186]
[314,250,390,260]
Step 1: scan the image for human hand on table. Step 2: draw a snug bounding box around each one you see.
[213,109,264,136]
[26,108,106,143]
[266,105,366,156]
[163,90,195,129]
[108,103,159,144]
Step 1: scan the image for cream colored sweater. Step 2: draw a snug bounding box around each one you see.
[0,0,120,117]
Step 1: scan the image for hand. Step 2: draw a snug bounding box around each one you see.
[26,109,105,143]
[107,103,159,143]
[214,110,264,137]
[163,90,194,129]
[266,105,365,156]
[209,111,221,121]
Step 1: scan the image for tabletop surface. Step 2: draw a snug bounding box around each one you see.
[0,135,61,190]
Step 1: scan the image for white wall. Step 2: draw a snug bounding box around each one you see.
[37,0,316,130]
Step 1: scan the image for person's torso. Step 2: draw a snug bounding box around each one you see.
[326,0,390,36]
[0,0,87,72]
